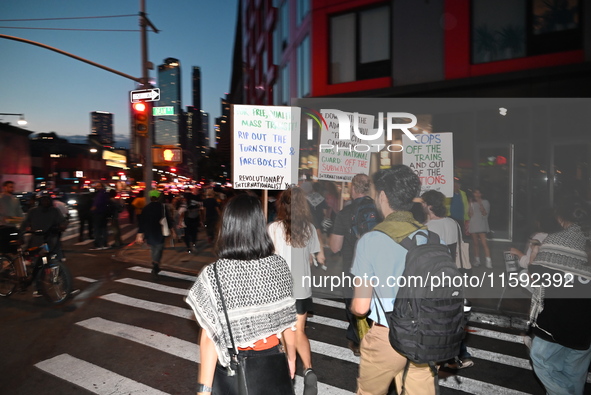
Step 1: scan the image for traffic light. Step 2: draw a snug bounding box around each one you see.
[152,146,182,166]
[133,102,149,135]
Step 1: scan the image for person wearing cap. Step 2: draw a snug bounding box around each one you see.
[135,190,172,274]
[20,191,67,253]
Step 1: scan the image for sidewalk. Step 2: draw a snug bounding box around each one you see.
[114,231,531,330]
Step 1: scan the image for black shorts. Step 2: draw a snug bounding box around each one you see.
[296,297,313,315]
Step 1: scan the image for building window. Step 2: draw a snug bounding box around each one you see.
[298,36,310,97]
[281,63,290,105]
[297,0,310,26]
[329,5,391,84]
[471,0,582,64]
[273,0,289,65]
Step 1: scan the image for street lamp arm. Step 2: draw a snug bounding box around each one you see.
[0,34,142,83]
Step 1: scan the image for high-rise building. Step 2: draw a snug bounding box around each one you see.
[201,111,210,149]
[90,111,113,146]
[156,57,182,146]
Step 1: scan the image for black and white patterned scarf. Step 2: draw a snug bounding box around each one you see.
[528,224,591,325]
[186,255,297,367]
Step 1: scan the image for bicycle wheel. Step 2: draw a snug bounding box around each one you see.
[0,255,18,297]
[37,261,72,304]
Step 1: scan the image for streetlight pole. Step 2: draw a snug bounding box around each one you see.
[140,0,154,198]
[0,113,27,125]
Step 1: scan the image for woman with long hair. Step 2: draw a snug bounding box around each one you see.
[468,187,492,268]
[186,194,297,395]
[268,187,325,395]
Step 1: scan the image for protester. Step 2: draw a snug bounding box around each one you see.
[20,191,67,258]
[203,189,220,244]
[186,194,297,394]
[446,179,470,238]
[135,190,172,275]
[330,173,380,357]
[76,191,94,242]
[269,187,324,395]
[90,183,110,250]
[528,198,591,395]
[351,165,436,395]
[108,189,124,248]
[0,180,24,225]
[422,189,473,370]
[468,187,492,268]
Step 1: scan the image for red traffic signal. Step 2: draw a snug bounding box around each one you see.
[170,167,177,173]
[133,102,149,135]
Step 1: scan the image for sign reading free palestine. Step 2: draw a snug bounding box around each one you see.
[232,105,300,190]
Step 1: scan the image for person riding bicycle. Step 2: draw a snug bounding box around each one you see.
[20,191,67,254]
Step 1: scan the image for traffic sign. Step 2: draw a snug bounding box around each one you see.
[130,88,160,103]
[153,106,174,116]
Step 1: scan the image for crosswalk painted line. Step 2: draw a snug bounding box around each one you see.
[76,317,200,362]
[100,290,556,392]
[99,293,194,320]
[115,278,189,296]
[76,317,353,395]
[468,327,525,344]
[128,265,198,282]
[70,269,588,394]
[308,314,348,330]
[35,353,168,395]
[313,297,345,309]
[75,276,98,283]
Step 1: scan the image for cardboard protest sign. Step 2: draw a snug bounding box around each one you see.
[317,110,378,182]
[402,132,453,197]
[232,105,300,190]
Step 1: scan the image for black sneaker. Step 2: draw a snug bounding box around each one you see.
[151,263,161,275]
[303,368,318,395]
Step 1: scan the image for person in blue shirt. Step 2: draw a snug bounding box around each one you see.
[446,179,470,238]
[351,165,435,395]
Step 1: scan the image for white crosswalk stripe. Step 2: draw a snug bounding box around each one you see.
[35,354,169,395]
[37,268,589,395]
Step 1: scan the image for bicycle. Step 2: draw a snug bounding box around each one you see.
[0,226,73,304]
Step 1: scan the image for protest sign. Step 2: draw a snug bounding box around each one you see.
[402,132,453,197]
[317,110,379,182]
[232,105,300,190]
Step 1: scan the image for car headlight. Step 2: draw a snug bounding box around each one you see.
[68,200,77,205]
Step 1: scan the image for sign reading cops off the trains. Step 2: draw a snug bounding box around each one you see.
[232,105,300,190]
[402,132,454,197]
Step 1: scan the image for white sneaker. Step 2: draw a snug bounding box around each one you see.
[485,257,493,269]
[473,257,481,267]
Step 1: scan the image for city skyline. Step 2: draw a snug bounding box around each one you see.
[0,0,238,147]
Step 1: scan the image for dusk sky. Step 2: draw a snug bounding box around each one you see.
[0,0,238,146]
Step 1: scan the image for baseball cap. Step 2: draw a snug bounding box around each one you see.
[149,190,162,199]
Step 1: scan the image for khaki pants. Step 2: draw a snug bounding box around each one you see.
[357,325,435,395]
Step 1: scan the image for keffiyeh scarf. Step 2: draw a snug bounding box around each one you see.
[528,224,591,325]
[186,255,297,367]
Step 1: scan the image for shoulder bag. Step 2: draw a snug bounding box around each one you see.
[455,221,471,272]
[160,204,171,237]
[213,263,294,395]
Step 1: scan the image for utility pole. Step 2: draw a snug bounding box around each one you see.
[140,0,154,198]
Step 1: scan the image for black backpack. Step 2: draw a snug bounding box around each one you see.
[350,196,379,239]
[376,228,467,394]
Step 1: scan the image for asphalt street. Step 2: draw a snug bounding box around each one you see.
[1,210,589,394]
